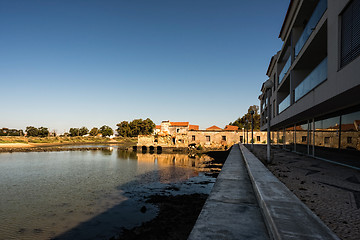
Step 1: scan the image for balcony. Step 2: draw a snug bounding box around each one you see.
[295,57,327,102]
[279,56,291,84]
[279,94,291,113]
[294,0,327,57]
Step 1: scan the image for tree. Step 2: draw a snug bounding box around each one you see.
[69,128,79,137]
[38,127,49,137]
[89,127,99,136]
[230,105,260,130]
[79,127,89,136]
[26,126,39,137]
[99,125,113,137]
[116,121,131,137]
[25,126,48,137]
[116,118,155,137]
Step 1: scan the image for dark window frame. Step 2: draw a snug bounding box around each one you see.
[340,0,360,68]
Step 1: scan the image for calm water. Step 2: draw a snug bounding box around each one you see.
[0,147,215,240]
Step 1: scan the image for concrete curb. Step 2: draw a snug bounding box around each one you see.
[239,144,340,240]
[188,145,270,240]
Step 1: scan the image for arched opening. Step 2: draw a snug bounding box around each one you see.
[149,146,155,154]
[132,146,137,151]
[142,146,147,152]
[157,146,162,153]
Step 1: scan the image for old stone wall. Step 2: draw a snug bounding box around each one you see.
[138,131,273,149]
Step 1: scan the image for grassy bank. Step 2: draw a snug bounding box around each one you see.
[0,136,137,145]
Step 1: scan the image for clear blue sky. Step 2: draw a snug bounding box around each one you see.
[1,0,289,133]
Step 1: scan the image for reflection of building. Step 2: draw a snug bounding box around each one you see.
[135,153,214,183]
[138,121,268,149]
[259,0,360,158]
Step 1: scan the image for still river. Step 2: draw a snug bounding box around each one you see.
[0,147,216,240]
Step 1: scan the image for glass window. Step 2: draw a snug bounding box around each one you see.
[285,126,294,150]
[340,0,360,68]
[340,110,360,150]
[295,122,310,154]
[314,116,340,149]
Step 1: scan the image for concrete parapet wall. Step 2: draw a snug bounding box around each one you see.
[239,144,340,240]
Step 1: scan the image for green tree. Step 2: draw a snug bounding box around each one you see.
[79,127,89,136]
[69,128,79,137]
[116,121,131,137]
[116,118,155,137]
[89,127,99,136]
[26,126,39,137]
[99,125,113,137]
[230,105,260,130]
[38,127,49,137]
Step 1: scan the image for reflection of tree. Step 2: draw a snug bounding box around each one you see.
[116,149,137,160]
[136,153,213,171]
[100,148,113,156]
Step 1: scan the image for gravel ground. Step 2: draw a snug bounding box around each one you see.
[247,144,360,240]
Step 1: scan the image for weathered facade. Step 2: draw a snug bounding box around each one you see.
[138,121,270,149]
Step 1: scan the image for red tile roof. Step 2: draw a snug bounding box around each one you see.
[170,122,189,127]
[224,125,238,131]
[339,124,357,131]
[156,125,161,129]
[206,125,222,130]
[189,125,199,130]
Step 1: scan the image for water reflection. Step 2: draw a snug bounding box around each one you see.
[0,148,216,240]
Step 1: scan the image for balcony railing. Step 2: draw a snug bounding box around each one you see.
[279,56,291,84]
[295,57,327,102]
[279,94,291,113]
[294,0,327,57]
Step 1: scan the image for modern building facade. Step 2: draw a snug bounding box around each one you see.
[260,0,360,162]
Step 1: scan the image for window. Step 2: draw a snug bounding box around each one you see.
[192,135,196,141]
[324,137,330,144]
[340,0,360,68]
[347,137,352,144]
[206,136,211,142]
[222,136,226,141]
[257,136,261,142]
[240,136,243,143]
[302,136,307,142]
[176,128,180,133]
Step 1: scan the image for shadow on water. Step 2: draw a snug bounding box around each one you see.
[52,150,218,240]
[51,170,160,240]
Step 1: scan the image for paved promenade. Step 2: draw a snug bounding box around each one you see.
[188,144,340,240]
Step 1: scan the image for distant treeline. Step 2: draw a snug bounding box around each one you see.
[0,128,24,136]
[1,118,156,138]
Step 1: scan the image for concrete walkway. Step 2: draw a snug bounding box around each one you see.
[188,144,340,240]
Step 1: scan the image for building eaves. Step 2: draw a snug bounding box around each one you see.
[266,52,279,77]
[279,0,300,41]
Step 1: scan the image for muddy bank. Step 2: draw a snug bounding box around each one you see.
[113,194,207,240]
[113,149,230,240]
